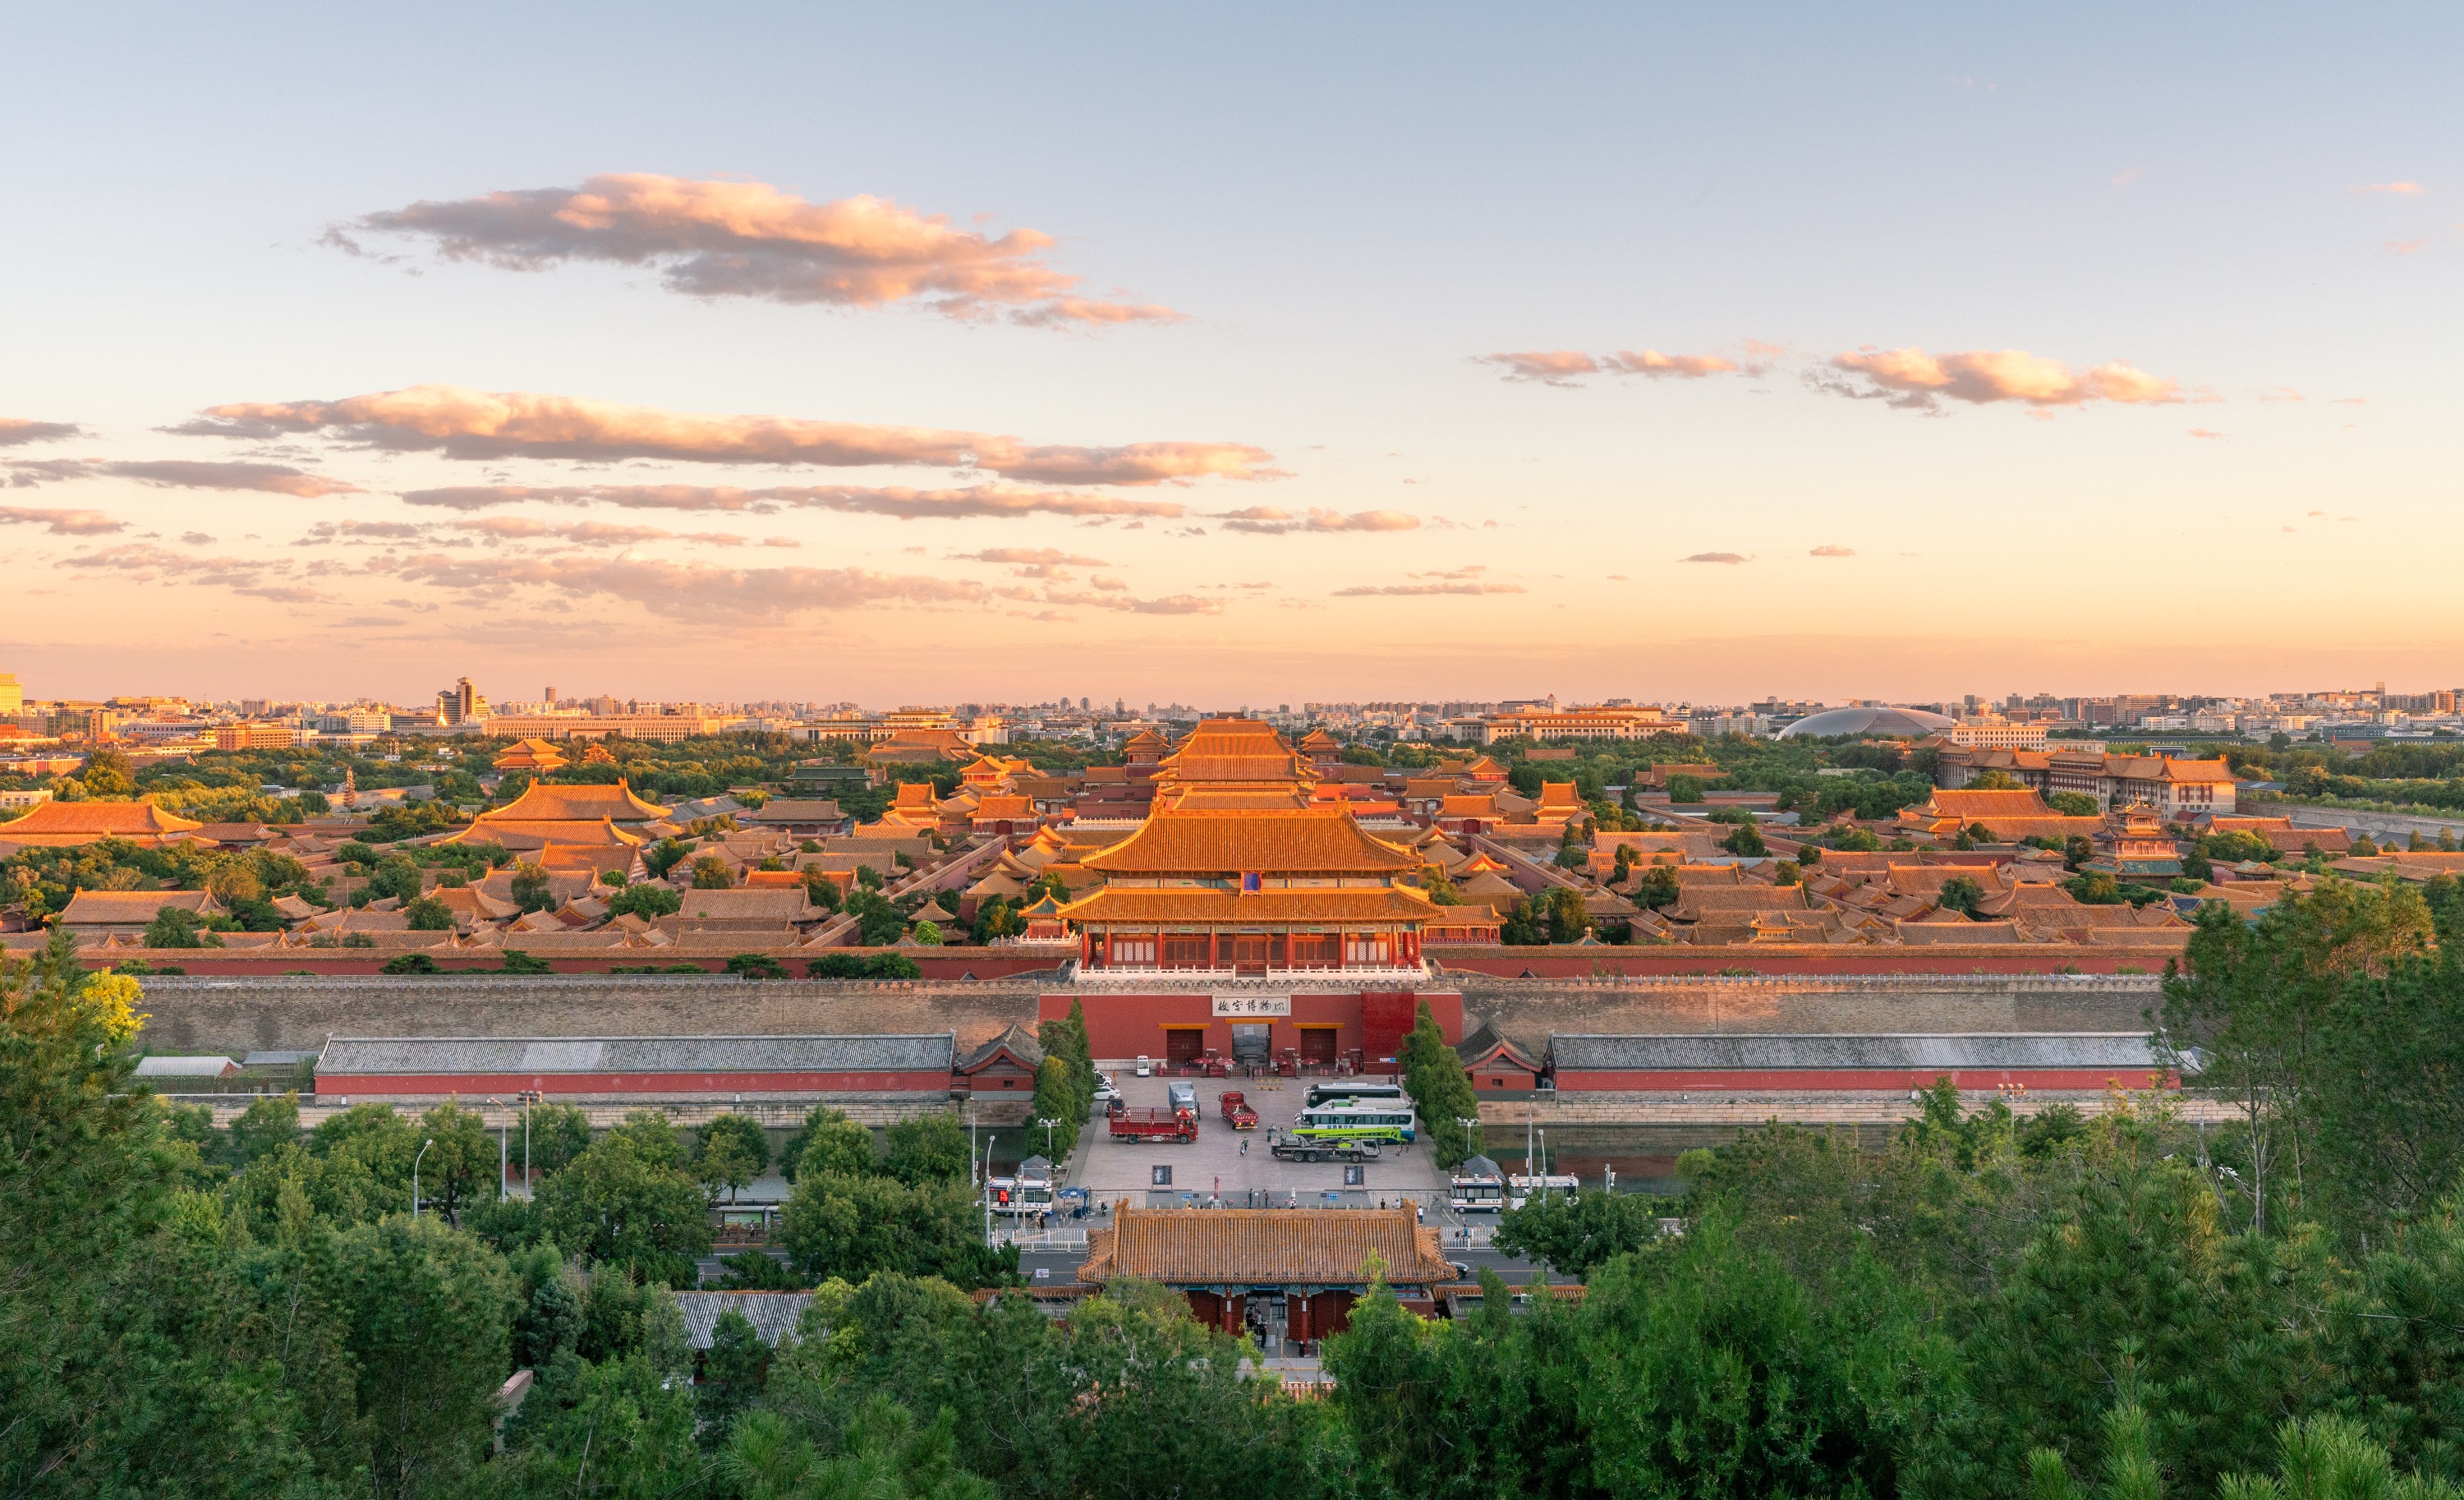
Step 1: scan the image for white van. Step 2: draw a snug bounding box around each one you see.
[1133,1055,1153,1077]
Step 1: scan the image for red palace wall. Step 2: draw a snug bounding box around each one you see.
[1555,1068,2177,1093]
[1041,990,1463,1064]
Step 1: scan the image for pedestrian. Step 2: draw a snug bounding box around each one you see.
[1240,1138,1248,1157]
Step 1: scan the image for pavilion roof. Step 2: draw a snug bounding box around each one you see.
[1081,1206,1458,1287]
[1055,886,1436,925]
[479,780,669,824]
[1081,807,1417,876]
[0,799,205,842]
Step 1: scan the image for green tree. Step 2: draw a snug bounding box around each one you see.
[2047,791,2102,817]
[531,1111,713,1288]
[402,893,455,930]
[145,904,222,948]
[521,1102,594,1176]
[2160,881,2435,1232]
[381,951,441,975]
[416,1098,500,1224]
[1493,1187,1666,1277]
[1400,1000,1482,1168]
[1722,819,1768,857]
[641,837,691,881]
[779,1172,1014,1287]
[507,859,554,912]
[696,1112,772,1203]
[1939,874,1986,915]
[322,1214,517,1500]
[885,1112,971,1185]
[691,855,733,889]
[605,881,682,920]
[698,1307,774,1442]
[1666,774,1706,803]
[780,1105,876,1182]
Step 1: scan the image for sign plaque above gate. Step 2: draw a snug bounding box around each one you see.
[1211,995,1292,1017]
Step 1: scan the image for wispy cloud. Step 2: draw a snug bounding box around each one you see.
[0,504,124,536]
[2351,181,2425,196]
[7,457,361,497]
[1681,551,1749,564]
[1478,344,1768,387]
[1213,506,1419,534]
[1808,545,1855,558]
[182,385,1275,486]
[60,542,330,604]
[2385,238,2430,255]
[0,419,82,448]
[1334,579,1525,596]
[947,547,1109,566]
[1816,347,2182,410]
[374,551,992,621]
[398,480,1188,522]
[329,173,1181,326]
[2188,427,2227,440]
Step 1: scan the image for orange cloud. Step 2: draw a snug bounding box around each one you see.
[332,173,1181,326]
[1681,552,1749,564]
[1214,506,1420,534]
[1821,347,2182,410]
[2351,182,2425,196]
[0,504,123,535]
[186,385,1273,486]
[0,419,81,447]
[2188,427,2227,439]
[7,458,361,497]
[1808,545,1855,558]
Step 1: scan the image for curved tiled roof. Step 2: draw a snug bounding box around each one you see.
[1152,719,1313,788]
[0,799,204,840]
[1079,1206,1459,1286]
[1055,886,1435,924]
[1548,1032,2162,1072]
[480,780,669,824]
[318,1033,956,1075]
[1082,807,1416,876]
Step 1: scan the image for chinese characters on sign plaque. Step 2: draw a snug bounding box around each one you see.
[1211,995,1293,1017]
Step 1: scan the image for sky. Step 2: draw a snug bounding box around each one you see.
[2,4,2457,708]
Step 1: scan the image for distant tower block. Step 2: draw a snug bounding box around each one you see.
[545,687,557,703]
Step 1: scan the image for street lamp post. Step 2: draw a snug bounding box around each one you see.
[1455,1116,1479,1164]
[488,1097,506,1202]
[412,1138,434,1222]
[1037,1116,1059,1162]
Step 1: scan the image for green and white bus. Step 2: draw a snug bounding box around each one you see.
[1292,1098,1417,1143]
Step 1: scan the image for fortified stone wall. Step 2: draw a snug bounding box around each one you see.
[132,974,1046,1056]
[136,971,2164,1059]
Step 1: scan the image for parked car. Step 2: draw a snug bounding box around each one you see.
[1092,1072,1121,1107]
[1133,1055,1153,1077]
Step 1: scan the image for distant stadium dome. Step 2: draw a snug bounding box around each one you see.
[1777,706,1958,739]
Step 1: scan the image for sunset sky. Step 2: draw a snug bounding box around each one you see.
[2,6,2457,706]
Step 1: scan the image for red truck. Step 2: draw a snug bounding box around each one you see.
[1108,1106,1198,1143]
[1218,1091,1260,1130]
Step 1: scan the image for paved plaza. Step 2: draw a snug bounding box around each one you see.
[1066,1070,1449,1208]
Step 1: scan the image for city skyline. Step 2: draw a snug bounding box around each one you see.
[3,6,2457,702]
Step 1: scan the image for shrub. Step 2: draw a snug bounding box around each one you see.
[381,952,441,975]
[724,953,789,980]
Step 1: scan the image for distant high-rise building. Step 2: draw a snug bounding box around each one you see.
[0,672,19,714]
[437,676,488,725]
[545,686,557,703]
